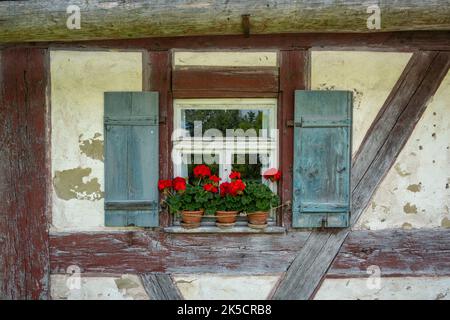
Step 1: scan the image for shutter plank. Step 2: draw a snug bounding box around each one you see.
[293,91,352,228]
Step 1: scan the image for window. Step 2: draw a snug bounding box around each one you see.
[172,98,278,190]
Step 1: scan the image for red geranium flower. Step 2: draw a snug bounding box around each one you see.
[158,179,172,191]
[204,183,218,193]
[263,168,282,182]
[193,164,211,178]
[229,171,241,180]
[219,182,231,197]
[209,175,221,183]
[173,177,186,192]
[229,179,246,196]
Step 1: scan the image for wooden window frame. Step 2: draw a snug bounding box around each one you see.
[149,49,308,228]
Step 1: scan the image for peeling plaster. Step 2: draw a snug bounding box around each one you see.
[407,184,421,193]
[441,217,450,228]
[79,133,104,161]
[53,167,103,201]
[403,203,418,214]
[394,163,411,177]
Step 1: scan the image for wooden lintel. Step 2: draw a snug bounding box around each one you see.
[172,67,279,94]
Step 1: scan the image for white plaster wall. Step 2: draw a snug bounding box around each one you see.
[315,277,450,300]
[50,50,142,231]
[173,274,281,300]
[51,274,149,300]
[311,51,412,155]
[355,71,450,230]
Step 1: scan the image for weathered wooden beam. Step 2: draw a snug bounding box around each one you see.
[278,50,308,227]
[1,1,450,43]
[0,48,50,299]
[172,67,279,94]
[328,229,450,278]
[148,50,173,228]
[3,32,450,52]
[140,273,183,300]
[50,231,310,274]
[272,51,450,300]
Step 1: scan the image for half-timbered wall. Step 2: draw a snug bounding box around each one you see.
[1,31,449,300]
[44,47,450,300]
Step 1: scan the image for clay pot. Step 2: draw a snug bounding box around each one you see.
[181,210,204,224]
[247,211,269,225]
[216,211,238,224]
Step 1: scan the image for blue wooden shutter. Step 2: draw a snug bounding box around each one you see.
[104,92,159,227]
[292,91,352,228]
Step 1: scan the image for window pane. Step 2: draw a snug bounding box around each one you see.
[181,109,269,137]
[232,153,268,183]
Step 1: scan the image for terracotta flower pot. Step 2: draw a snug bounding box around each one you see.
[216,211,238,224]
[181,210,204,224]
[247,211,269,225]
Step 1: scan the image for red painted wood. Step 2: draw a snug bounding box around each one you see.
[172,67,279,93]
[328,229,450,278]
[149,51,173,228]
[0,48,49,299]
[11,31,450,51]
[50,231,310,274]
[278,50,308,228]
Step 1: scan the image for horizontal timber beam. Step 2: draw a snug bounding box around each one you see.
[1,1,450,43]
[3,32,450,52]
[327,229,450,278]
[49,231,310,274]
[172,67,279,95]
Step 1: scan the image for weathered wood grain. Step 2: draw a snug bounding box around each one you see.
[172,67,279,94]
[1,1,450,43]
[50,231,310,274]
[5,31,450,52]
[140,273,183,300]
[272,51,450,300]
[148,51,173,228]
[328,229,450,278]
[0,48,50,299]
[279,50,308,227]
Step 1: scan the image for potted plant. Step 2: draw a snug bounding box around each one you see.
[214,171,246,227]
[159,165,216,228]
[243,168,281,228]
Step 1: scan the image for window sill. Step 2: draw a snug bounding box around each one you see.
[164,226,286,234]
